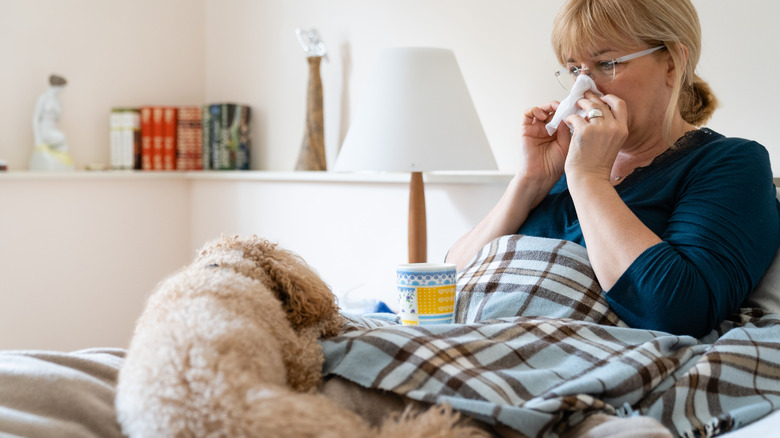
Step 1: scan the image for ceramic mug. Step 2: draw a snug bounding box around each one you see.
[396,263,457,325]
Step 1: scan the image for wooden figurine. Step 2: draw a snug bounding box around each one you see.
[294,29,327,171]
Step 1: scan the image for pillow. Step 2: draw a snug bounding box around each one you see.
[742,188,780,314]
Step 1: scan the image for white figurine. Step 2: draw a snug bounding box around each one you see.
[295,28,328,59]
[29,74,74,171]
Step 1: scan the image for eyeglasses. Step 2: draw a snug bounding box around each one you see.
[554,46,665,90]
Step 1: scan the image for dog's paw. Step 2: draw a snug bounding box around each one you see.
[376,405,490,438]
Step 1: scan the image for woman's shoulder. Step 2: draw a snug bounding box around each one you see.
[677,129,775,202]
[695,128,768,157]
[677,128,771,176]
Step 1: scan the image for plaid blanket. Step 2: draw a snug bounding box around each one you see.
[322,235,780,437]
[454,235,627,326]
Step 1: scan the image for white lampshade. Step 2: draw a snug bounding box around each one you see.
[335,47,496,172]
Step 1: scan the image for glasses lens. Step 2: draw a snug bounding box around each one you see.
[592,61,616,84]
[554,67,577,90]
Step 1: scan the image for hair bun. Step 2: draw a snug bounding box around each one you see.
[680,75,718,126]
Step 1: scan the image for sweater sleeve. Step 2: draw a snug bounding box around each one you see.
[604,140,780,337]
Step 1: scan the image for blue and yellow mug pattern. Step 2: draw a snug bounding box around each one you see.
[397,263,457,325]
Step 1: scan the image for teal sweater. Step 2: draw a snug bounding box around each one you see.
[518,129,780,337]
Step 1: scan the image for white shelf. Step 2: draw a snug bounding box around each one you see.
[0,170,188,181]
[0,170,515,185]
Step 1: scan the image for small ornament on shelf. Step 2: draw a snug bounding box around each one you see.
[29,74,75,171]
[294,28,327,171]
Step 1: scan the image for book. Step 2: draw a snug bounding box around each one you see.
[210,103,252,170]
[201,105,212,170]
[217,103,235,170]
[176,106,203,170]
[208,104,222,170]
[236,105,251,170]
[110,108,141,170]
[152,107,164,170]
[163,107,178,170]
[130,110,142,169]
[109,109,123,170]
[139,107,151,170]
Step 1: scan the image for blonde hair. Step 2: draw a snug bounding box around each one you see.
[551,0,718,141]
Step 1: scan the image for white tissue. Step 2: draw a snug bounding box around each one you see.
[545,74,603,136]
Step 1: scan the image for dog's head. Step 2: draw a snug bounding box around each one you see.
[196,235,340,332]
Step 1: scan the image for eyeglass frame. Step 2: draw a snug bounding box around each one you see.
[554,45,665,90]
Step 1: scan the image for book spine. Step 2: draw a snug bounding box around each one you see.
[218,103,237,170]
[110,109,123,170]
[209,104,221,170]
[237,105,251,170]
[176,108,188,170]
[228,104,240,170]
[201,105,211,170]
[123,109,140,170]
[176,106,203,171]
[152,107,164,170]
[193,108,203,170]
[140,107,153,170]
[132,111,142,170]
[163,107,178,170]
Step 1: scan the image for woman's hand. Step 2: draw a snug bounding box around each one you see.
[563,92,628,182]
[446,100,573,271]
[518,101,572,206]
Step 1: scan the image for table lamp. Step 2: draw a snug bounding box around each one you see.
[335,47,497,263]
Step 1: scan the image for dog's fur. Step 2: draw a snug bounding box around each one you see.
[115,235,486,437]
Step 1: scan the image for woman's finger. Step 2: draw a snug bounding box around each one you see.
[523,101,560,124]
[599,94,627,124]
[565,113,589,131]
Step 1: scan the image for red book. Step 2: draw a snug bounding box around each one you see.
[140,107,153,170]
[163,107,178,170]
[152,107,164,170]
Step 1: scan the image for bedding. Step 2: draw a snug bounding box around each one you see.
[0,348,125,438]
[321,235,780,437]
[1,234,779,437]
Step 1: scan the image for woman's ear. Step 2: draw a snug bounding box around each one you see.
[666,43,689,88]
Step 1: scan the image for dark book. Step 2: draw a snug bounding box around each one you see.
[218,103,236,170]
[236,105,251,170]
[208,104,222,170]
[201,105,211,170]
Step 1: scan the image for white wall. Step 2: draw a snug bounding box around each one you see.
[204,0,780,174]
[1,1,776,173]
[0,176,192,351]
[0,0,205,170]
[0,174,508,350]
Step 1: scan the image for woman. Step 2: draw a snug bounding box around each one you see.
[446,0,780,337]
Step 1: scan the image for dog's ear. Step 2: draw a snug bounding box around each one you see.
[263,249,338,330]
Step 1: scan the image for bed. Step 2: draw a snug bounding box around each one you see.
[1,233,779,437]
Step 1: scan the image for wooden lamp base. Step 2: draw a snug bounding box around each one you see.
[408,171,427,263]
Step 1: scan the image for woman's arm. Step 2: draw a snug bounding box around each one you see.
[562,93,665,289]
[446,174,549,270]
[446,102,570,271]
[604,141,779,337]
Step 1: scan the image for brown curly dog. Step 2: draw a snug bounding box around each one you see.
[115,235,486,438]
